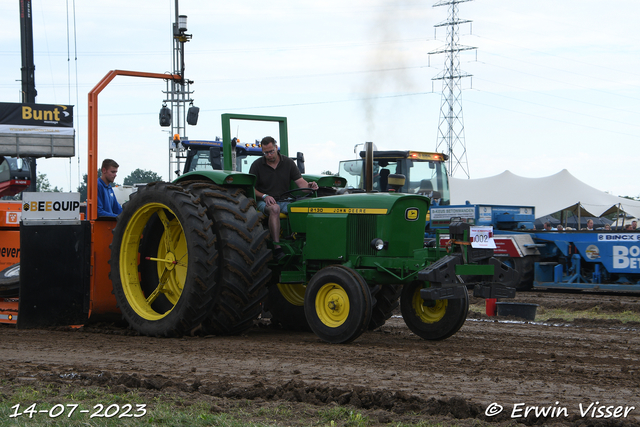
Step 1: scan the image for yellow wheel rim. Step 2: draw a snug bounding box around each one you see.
[277,283,306,306]
[315,282,350,327]
[119,203,188,321]
[412,287,447,323]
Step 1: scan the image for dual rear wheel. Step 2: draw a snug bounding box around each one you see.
[109,181,271,337]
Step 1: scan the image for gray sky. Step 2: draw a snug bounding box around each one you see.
[1,0,639,198]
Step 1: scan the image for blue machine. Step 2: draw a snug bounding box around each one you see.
[429,204,640,292]
[531,231,640,291]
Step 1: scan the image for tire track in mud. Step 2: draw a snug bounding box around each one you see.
[1,291,640,425]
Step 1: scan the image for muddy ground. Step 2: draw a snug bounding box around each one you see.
[1,291,640,426]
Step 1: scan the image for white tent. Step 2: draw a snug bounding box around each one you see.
[450,169,640,219]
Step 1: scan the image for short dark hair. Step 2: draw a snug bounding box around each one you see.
[260,136,277,147]
[101,159,119,170]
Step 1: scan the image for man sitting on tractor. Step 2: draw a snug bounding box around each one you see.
[250,136,318,259]
[97,158,122,218]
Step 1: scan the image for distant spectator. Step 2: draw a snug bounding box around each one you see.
[582,219,594,231]
[557,224,564,231]
[98,158,122,218]
[633,220,638,230]
[604,223,611,230]
[625,224,634,230]
[543,221,556,231]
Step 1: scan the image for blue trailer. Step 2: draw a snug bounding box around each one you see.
[430,204,640,292]
[532,231,640,292]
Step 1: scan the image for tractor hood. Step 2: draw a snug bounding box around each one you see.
[288,193,430,259]
[288,192,428,217]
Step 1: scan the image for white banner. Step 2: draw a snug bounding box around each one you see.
[0,124,75,136]
[22,192,81,221]
[470,226,497,249]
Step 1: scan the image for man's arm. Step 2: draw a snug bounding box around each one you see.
[294,177,318,190]
[111,194,122,216]
[249,160,268,201]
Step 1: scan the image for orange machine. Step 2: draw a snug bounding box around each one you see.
[0,159,26,324]
[0,202,21,270]
[0,156,29,270]
[0,70,181,328]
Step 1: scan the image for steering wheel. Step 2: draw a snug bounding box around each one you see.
[275,187,317,202]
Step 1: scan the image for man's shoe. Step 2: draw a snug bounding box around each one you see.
[274,247,285,261]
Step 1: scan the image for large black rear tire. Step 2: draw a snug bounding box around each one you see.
[400,281,468,340]
[109,182,219,337]
[185,182,272,335]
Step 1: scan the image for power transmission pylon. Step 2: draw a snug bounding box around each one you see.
[429,0,476,178]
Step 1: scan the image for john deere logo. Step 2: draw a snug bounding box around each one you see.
[405,208,419,221]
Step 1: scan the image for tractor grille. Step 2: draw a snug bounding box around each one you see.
[347,214,377,256]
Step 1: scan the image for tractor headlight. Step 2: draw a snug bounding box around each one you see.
[370,238,386,251]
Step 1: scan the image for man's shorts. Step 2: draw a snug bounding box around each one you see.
[256,200,290,214]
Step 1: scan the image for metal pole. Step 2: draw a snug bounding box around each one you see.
[19,0,38,192]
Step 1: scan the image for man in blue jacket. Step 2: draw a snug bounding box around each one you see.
[98,158,122,218]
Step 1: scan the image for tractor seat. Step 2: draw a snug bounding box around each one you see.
[417,179,433,195]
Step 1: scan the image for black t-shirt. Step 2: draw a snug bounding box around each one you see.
[249,154,302,198]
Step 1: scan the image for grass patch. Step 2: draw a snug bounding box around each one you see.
[318,406,370,426]
[0,386,273,427]
[535,307,640,323]
[0,383,445,427]
[469,303,640,323]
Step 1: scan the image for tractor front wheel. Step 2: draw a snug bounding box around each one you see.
[400,281,468,340]
[304,265,372,344]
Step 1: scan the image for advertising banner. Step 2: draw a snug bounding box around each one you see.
[0,102,74,136]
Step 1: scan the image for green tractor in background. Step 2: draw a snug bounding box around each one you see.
[109,113,515,343]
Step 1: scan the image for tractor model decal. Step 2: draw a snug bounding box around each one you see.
[290,207,388,215]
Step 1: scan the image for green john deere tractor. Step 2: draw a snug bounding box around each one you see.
[109,113,515,343]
